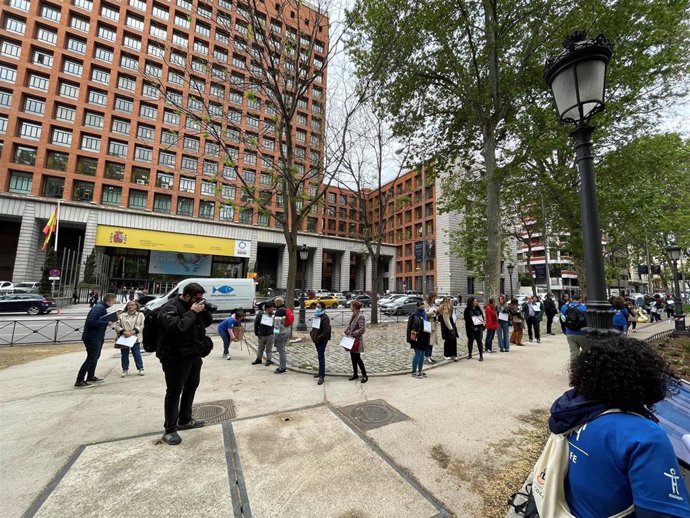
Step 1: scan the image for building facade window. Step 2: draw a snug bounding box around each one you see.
[9,171,32,194]
[72,180,94,201]
[101,185,122,205]
[46,151,68,171]
[128,190,148,209]
[76,156,98,175]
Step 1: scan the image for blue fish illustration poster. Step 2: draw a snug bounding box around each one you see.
[149,251,212,276]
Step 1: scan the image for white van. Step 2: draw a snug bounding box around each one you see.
[145,278,256,315]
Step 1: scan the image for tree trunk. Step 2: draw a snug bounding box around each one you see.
[573,256,587,300]
[370,255,379,324]
[285,239,297,309]
[484,127,502,302]
[525,247,537,295]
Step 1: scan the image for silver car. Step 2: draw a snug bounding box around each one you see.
[381,296,424,316]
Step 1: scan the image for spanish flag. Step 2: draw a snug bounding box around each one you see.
[41,204,59,251]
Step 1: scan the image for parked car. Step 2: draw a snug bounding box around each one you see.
[345,294,372,308]
[434,295,459,306]
[0,294,56,315]
[332,292,347,305]
[0,281,14,293]
[13,282,40,293]
[256,296,300,310]
[305,295,339,309]
[378,294,405,307]
[381,295,424,316]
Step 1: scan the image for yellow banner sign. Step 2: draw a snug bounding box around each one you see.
[95,225,249,257]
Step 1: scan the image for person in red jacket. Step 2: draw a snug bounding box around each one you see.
[484,298,498,353]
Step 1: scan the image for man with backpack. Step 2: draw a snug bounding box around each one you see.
[272,297,293,374]
[251,302,275,366]
[156,282,213,446]
[561,294,588,362]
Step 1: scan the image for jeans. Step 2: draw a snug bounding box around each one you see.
[315,341,327,378]
[256,334,274,362]
[274,333,288,370]
[76,339,104,382]
[497,321,510,351]
[566,334,589,363]
[484,329,496,351]
[350,352,367,377]
[412,349,425,373]
[221,331,231,355]
[526,317,541,340]
[121,342,144,371]
[162,356,202,433]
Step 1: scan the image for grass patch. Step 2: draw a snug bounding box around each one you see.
[0,343,83,370]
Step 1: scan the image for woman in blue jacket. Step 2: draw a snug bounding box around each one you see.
[612,296,629,334]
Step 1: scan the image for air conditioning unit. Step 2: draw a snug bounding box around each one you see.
[136,179,146,185]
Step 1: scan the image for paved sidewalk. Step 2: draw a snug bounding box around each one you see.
[0,319,674,518]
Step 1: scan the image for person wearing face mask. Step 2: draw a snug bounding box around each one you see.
[463,296,485,361]
[407,302,431,378]
[309,301,332,385]
[157,283,213,446]
[113,300,145,377]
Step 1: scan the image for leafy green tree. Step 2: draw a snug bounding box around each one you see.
[39,249,58,295]
[82,251,97,286]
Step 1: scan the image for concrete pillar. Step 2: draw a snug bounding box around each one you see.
[364,254,373,292]
[12,203,41,282]
[248,235,258,274]
[355,255,365,291]
[388,256,396,293]
[311,247,323,291]
[340,250,350,292]
[276,246,290,290]
[79,211,99,282]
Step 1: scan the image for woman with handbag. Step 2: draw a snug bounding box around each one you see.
[439,297,459,361]
[113,300,145,377]
[496,294,511,352]
[407,302,430,378]
[344,300,367,383]
[309,301,331,385]
[509,298,525,346]
[463,297,485,361]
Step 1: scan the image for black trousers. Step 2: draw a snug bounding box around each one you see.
[162,356,202,433]
[467,329,483,358]
[527,317,541,340]
[546,313,555,334]
[76,339,103,382]
[350,352,367,377]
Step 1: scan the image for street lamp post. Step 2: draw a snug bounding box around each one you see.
[507,263,514,299]
[545,32,616,336]
[666,245,687,333]
[296,244,309,332]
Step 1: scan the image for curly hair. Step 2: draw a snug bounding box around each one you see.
[569,336,679,411]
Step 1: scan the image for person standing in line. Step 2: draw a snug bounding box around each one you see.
[626,300,638,334]
[522,295,542,343]
[664,297,675,320]
[113,300,145,377]
[496,295,511,352]
[408,302,430,378]
[72,289,79,305]
[424,292,439,364]
[557,293,570,333]
[88,290,98,308]
[463,296,485,361]
[157,282,213,446]
[439,297,459,361]
[272,297,292,374]
[252,302,275,366]
[309,301,331,385]
[345,300,368,383]
[544,293,558,335]
[218,310,245,360]
[484,298,498,353]
[509,298,524,346]
[612,296,629,334]
[75,293,119,388]
[561,294,588,362]
[129,287,135,302]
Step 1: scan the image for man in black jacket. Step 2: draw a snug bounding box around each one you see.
[544,293,558,335]
[251,302,275,365]
[158,282,213,446]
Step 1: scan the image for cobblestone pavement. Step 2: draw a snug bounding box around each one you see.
[242,322,471,375]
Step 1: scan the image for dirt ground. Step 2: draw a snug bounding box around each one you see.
[651,334,690,377]
[0,343,83,370]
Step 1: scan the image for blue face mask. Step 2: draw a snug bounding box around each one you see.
[314,308,325,317]
[416,307,426,317]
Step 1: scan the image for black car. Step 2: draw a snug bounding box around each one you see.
[0,294,56,315]
[256,296,300,310]
[345,294,372,308]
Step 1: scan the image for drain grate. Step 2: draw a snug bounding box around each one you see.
[338,399,410,431]
[192,399,235,424]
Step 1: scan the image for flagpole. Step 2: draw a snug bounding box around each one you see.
[54,199,61,252]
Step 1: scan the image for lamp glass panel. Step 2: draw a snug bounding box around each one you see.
[299,248,309,260]
[575,59,607,119]
[551,64,578,120]
[668,247,682,261]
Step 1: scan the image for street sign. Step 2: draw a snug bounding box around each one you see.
[49,268,60,280]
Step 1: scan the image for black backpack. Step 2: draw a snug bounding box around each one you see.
[564,303,586,331]
[142,307,162,353]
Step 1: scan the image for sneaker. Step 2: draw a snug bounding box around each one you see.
[528,339,533,342]
[274,368,287,374]
[74,381,92,388]
[317,377,324,385]
[413,372,423,379]
[420,371,427,377]
[251,359,262,365]
[86,376,104,383]
[265,360,274,366]
[348,375,359,381]
[138,369,145,376]
[452,357,459,362]
[444,356,451,360]
[226,355,232,361]
[537,339,541,344]
[121,370,128,378]
[178,418,205,430]
[222,353,228,358]
[161,432,182,446]
[479,357,484,362]
[361,376,368,383]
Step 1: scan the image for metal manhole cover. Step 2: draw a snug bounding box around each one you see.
[339,399,410,431]
[191,399,235,424]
